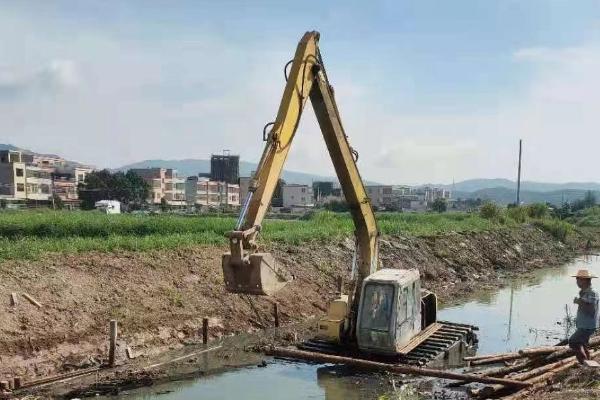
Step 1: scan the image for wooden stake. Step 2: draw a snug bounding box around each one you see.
[10,293,18,306]
[336,276,344,294]
[13,377,21,389]
[202,317,209,345]
[22,293,42,308]
[266,347,530,388]
[273,303,280,328]
[108,320,118,367]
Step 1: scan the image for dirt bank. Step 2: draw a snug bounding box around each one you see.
[0,224,578,394]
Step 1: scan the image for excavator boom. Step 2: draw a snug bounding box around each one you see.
[222,31,378,302]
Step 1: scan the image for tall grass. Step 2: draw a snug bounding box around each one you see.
[0,210,509,260]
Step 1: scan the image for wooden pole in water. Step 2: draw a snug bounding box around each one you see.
[108,320,118,367]
[266,347,530,388]
[202,317,209,345]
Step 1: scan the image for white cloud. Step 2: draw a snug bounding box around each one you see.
[1,5,600,185]
[0,59,81,99]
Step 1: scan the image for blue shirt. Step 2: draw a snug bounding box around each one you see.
[576,287,599,330]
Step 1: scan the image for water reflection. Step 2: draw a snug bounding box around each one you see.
[439,255,600,354]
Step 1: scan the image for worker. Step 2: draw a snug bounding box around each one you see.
[569,269,599,364]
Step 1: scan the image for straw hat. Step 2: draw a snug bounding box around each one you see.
[572,269,598,279]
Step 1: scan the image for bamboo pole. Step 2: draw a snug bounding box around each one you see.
[470,353,523,366]
[267,347,530,388]
[474,355,577,398]
[22,293,42,308]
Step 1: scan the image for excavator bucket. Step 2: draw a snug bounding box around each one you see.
[222,252,291,295]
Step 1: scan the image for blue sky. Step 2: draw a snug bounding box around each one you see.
[2,1,600,184]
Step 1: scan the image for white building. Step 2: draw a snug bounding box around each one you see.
[185,176,240,208]
[282,184,314,208]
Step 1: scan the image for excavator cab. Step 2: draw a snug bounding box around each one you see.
[356,269,423,355]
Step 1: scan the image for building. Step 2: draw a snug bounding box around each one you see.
[313,181,335,201]
[238,176,251,204]
[129,167,186,206]
[210,153,239,184]
[365,185,394,209]
[185,176,240,208]
[282,184,314,208]
[0,151,52,202]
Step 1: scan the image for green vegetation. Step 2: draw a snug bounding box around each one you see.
[532,219,574,242]
[479,202,501,219]
[431,198,447,213]
[0,210,509,260]
[567,206,600,227]
[79,169,150,210]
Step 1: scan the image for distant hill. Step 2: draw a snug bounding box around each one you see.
[439,178,600,193]
[453,187,600,205]
[0,143,62,159]
[117,159,341,185]
[0,143,23,151]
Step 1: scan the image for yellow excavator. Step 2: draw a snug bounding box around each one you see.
[222,31,475,362]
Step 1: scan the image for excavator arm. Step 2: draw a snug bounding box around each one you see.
[222,31,379,305]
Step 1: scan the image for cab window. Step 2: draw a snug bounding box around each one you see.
[360,283,394,331]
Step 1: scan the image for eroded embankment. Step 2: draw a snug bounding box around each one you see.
[0,225,576,383]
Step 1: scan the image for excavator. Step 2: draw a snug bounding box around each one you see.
[222,31,476,365]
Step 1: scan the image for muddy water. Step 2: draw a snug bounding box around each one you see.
[111,256,599,400]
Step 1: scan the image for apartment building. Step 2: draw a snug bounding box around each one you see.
[282,184,313,208]
[0,151,52,201]
[185,176,240,208]
[52,166,93,205]
[129,168,186,206]
[365,185,394,209]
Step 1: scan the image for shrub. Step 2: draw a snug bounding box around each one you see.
[526,203,548,219]
[533,219,574,242]
[506,206,528,223]
[480,202,500,219]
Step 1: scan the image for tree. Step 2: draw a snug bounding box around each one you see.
[584,191,597,208]
[52,194,64,210]
[431,198,447,213]
[480,202,500,219]
[323,199,349,212]
[160,197,168,212]
[78,169,150,210]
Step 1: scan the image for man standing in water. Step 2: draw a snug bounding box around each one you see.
[569,269,600,365]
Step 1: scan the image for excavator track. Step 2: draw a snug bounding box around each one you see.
[297,321,478,367]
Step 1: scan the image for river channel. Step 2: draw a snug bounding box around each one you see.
[105,255,599,399]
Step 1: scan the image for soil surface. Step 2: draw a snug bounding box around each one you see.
[0,225,581,397]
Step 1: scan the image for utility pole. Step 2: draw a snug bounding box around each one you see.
[516,139,522,206]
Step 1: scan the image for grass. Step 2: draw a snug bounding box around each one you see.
[0,210,517,260]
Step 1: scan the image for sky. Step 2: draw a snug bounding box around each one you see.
[1,1,600,185]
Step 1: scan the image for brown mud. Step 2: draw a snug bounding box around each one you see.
[0,225,585,397]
